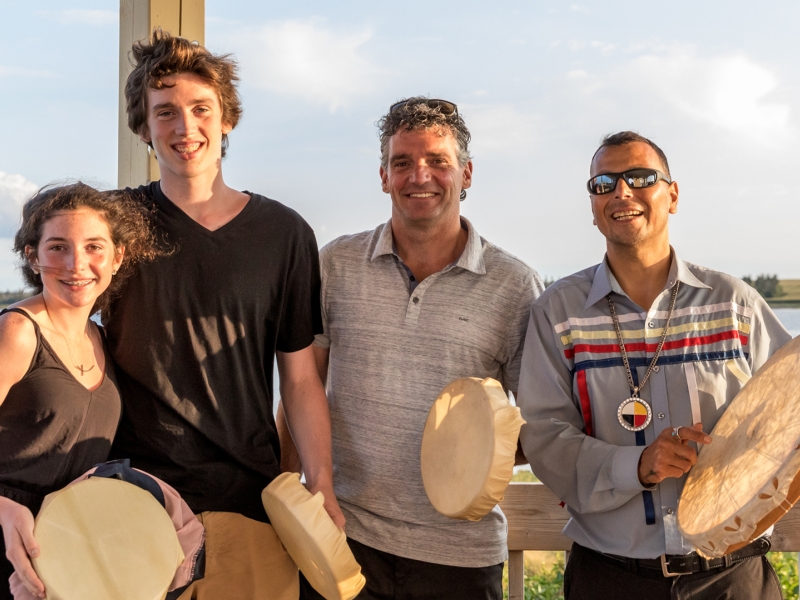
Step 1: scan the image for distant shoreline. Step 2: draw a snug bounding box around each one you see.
[2,282,800,309]
[768,280,800,308]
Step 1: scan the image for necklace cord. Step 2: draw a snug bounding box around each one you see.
[42,298,96,376]
[608,281,680,398]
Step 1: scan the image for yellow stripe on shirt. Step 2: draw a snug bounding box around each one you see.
[560,317,751,346]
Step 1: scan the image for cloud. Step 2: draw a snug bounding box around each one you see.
[0,172,38,235]
[555,44,792,146]
[632,50,790,143]
[230,20,383,112]
[36,9,117,26]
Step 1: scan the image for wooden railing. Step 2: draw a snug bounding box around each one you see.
[499,482,800,600]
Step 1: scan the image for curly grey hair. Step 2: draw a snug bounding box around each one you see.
[378,97,472,170]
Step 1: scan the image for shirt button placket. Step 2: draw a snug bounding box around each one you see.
[405,290,423,324]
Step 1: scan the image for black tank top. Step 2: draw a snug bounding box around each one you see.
[0,309,122,597]
[0,308,122,513]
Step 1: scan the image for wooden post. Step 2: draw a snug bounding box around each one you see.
[500,482,800,597]
[507,550,525,600]
[118,0,205,188]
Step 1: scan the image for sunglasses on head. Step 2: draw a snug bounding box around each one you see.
[587,168,672,195]
[389,98,458,117]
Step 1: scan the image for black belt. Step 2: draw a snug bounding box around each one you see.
[595,536,771,577]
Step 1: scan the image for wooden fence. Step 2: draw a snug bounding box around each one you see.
[499,482,800,600]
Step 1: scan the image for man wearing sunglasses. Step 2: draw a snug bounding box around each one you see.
[280,97,542,598]
[516,131,790,599]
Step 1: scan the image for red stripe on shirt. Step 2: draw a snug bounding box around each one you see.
[564,329,746,359]
[576,370,593,437]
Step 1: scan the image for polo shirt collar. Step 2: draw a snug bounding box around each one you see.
[454,218,486,275]
[584,247,711,309]
[370,217,486,275]
[371,220,395,260]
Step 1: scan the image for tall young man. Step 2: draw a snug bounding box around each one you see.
[517,132,791,599]
[104,31,343,599]
[283,97,543,599]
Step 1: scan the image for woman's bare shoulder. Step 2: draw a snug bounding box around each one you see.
[0,305,39,397]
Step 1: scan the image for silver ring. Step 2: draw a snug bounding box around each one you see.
[671,426,682,442]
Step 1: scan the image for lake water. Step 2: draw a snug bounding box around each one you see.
[775,308,800,338]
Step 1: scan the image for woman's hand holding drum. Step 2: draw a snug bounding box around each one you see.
[0,497,44,598]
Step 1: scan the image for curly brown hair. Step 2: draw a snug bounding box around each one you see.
[377,97,472,170]
[13,182,160,315]
[125,29,242,158]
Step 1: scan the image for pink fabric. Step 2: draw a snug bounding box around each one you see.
[9,466,205,599]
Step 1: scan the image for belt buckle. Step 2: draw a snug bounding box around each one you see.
[660,554,692,577]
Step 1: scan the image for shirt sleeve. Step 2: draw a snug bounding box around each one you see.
[517,302,649,514]
[500,271,544,396]
[276,219,323,353]
[746,292,793,373]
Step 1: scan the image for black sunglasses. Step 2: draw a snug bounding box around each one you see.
[389,98,458,117]
[587,168,672,195]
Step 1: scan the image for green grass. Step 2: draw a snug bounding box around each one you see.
[511,470,538,483]
[769,552,799,599]
[502,551,798,599]
[770,280,800,307]
[503,553,564,600]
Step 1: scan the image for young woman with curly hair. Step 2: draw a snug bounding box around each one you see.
[0,182,158,599]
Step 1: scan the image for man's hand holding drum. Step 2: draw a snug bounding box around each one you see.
[638,423,711,486]
[278,97,544,600]
[517,132,791,600]
[96,31,343,600]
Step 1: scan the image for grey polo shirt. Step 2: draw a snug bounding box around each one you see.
[517,252,792,558]
[315,218,543,567]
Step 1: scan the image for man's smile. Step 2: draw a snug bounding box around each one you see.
[612,209,644,221]
[173,141,203,155]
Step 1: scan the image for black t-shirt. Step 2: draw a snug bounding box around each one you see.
[104,182,322,522]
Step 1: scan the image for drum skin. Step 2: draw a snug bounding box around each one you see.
[261,473,366,600]
[32,477,184,600]
[420,377,526,521]
[678,336,800,558]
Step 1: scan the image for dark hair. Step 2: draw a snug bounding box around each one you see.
[377,96,472,169]
[592,131,671,177]
[125,29,242,158]
[13,182,159,315]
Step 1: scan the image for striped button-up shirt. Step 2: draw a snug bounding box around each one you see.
[517,252,791,558]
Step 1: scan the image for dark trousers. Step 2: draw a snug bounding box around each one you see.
[564,542,783,600]
[299,538,503,600]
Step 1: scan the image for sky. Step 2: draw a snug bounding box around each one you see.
[0,0,799,291]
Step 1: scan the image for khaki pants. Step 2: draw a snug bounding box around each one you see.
[178,512,299,600]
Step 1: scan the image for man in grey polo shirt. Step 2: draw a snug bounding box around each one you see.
[517,131,790,599]
[283,97,542,599]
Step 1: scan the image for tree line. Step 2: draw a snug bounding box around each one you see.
[742,274,784,298]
